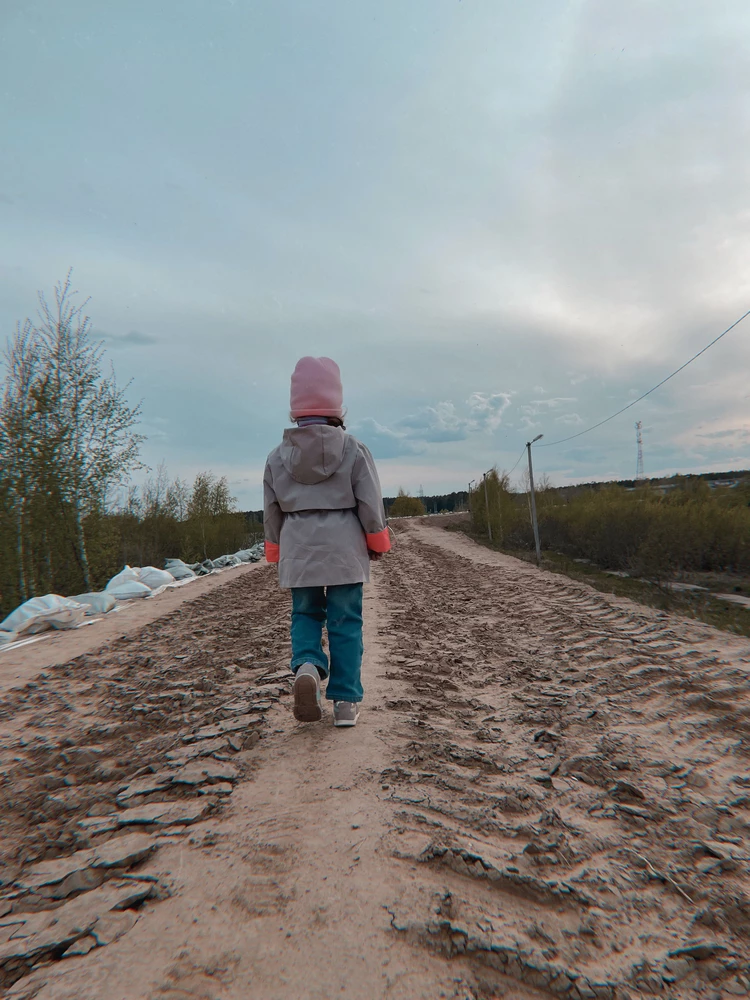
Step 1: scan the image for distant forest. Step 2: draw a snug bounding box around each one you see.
[243,490,469,524]
[245,472,748,524]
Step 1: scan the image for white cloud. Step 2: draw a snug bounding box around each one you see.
[554,412,585,427]
[467,391,513,431]
[352,417,426,459]
[365,390,515,451]
[398,401,470,442]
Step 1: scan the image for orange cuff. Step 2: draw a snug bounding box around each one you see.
[265,541,280,563]
[366,527,391,553]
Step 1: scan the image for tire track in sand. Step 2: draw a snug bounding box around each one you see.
[376,522,750,1000]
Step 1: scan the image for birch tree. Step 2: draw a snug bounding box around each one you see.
[0,321,44,601]
[35,272,145,590]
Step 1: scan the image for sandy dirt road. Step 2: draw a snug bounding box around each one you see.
[1,522,749,999]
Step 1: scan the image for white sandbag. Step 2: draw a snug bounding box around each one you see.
[0,595,87,641]
[106,580,152,600]
[105,566,140,593]
[72,592,117,615]
[164,558,197,581]
[234,546,262,563]
[187,560,216,575]
[212,554,242,569]
[137,566,176,589]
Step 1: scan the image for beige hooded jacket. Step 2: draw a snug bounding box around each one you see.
[263,425,391,589]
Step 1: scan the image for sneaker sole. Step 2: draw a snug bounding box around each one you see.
[293,674,322,722]
[334,713,360,728]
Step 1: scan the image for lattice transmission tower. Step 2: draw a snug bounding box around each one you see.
[635,421,645,480]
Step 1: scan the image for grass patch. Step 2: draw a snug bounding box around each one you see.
[447,523,750,640]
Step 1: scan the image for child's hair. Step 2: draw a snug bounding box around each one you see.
[289,412,347,430]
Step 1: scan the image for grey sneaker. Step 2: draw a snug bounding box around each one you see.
[333,701,360,727]
[293,663,322,722]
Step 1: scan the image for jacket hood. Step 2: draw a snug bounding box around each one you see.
[279,425,348,484]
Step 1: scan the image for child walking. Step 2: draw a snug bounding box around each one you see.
[263,357,391,727]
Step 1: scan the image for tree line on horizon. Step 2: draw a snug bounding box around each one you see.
[469,468,750,580]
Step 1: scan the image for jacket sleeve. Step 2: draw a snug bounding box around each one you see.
[263,461,283,563]
[353,442,391,553]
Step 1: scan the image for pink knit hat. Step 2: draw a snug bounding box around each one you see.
[290,356,344,419]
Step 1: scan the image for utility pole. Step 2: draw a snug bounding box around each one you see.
[483,471,492,542]
[526,435,543,565]
[468,479,475,514]
[635,421,645,481]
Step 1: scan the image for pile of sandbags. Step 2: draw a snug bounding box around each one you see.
[0,595,90,645]
[168,542,263,577]
[211,554,243,569]
[164,558,197,581]
[0,546,266,646]
[234,543,264,563]
[104,566,177,600]
[185,560,216,577]
[72,592,117,615]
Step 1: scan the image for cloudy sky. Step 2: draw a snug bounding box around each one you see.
[2,0,749,509]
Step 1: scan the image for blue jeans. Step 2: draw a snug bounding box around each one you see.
[290,584,364,703]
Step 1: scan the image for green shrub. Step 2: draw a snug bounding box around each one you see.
[469,475,750,577]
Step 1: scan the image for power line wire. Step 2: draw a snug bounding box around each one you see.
[508,445,527,475]
[537,307,750,448]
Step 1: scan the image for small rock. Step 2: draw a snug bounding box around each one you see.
[0,880,151,967]
[664,956,695,981]
[220,700,251,714]
[256,669,289,683]
[199,782,233,796]
[717,815,744,834]
[669,942,727,961]
[62,934,97,957]
[615,804,651,819]
[533,730,561,744]
[15,833,158,900]
[697,860,721,874]
[92,832,158,869]
[116,800,211,827]
[683,768,709,789]
[91,910,137,946]
[530,770,553,788]
[724,979,748,996]
[184,714,262,742]
[609,780,645,803]
[116,773,172,805]
[700,840,730,859]
[77,816,118,836]
[548,972,574,994]
[61,746,104,767]
[165,736,229,767]
[170,759,239,786]
[107,879,156,910]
